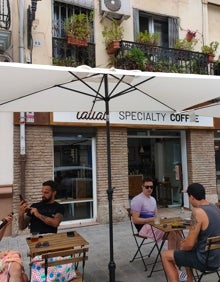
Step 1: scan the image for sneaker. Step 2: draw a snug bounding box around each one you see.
[179,271,187,282]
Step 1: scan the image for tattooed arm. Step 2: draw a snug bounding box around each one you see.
[180,207,207,251]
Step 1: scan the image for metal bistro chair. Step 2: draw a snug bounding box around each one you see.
[192,235,220,281]
[127,208,156,271]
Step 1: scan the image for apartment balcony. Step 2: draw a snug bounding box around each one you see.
[114,40,219,75]
[52,37,96,68]
[52,37,220,75]
[0,0,11,52]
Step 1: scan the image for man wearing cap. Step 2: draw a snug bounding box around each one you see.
[162,183,220,282]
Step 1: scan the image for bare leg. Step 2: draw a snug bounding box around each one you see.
[8,262,28,282]
[185,267,194,282]
[167,231,182,249]
[161,249,179,282]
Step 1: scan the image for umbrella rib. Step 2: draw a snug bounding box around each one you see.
[68,71,105,100]
[0,85,56,106]
[107,74,176,111]
[57,84,103,101]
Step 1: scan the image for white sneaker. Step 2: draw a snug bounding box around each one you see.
[179,271,187,282]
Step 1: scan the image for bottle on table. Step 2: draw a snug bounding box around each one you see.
[0,212,14,230]
[180,207,185,220]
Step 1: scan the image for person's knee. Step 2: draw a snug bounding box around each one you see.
[162,249,174,262]
[9,262,22,276]
[161,249,169,261]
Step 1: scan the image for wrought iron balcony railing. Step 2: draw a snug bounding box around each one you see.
[115,40,211,75]
[52,37,95,68]
[0,0,10,30]
[52,37,220,76]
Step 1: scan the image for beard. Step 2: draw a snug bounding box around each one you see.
[42,196,51,203]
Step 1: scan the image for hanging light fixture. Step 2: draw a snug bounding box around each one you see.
[139,146,144,154]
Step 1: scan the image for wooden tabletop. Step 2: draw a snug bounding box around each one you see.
[148,216,190,233]
[26,231,89,257]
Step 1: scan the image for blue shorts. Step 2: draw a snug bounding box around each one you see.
[174,250,205,270]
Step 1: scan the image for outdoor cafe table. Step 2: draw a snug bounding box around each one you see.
[147,216,189,279]
[26,231,89,279]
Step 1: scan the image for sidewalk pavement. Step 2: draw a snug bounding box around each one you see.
[0,207,217,282]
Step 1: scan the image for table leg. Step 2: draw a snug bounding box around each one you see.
[147,227,169,281]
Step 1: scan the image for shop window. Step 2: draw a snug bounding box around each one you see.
[54,136,94,221]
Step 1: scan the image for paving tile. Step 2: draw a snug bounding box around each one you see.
[0,207,218,282]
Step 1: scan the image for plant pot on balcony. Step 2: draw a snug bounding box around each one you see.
[106,40,120,55]
[66,35,88,47]
[208,53,215,63]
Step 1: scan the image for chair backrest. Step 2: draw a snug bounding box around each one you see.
[201,235,220,271]
[41,246,89,267]
[206,236,220,251]
[127,207,138,235]
[41,246,88,282]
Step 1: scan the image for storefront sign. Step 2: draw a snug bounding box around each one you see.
[53,111,213,127]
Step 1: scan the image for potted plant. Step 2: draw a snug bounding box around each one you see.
[64,11,93,47]
[102,20,124,55]
[136,30,159,46]
[186,30,196,42]
[115,47,147,70]
[201,41,219,62]
[173,38,197,51]
[53,57,76,67]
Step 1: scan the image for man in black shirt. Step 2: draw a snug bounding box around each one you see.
[19,180,65,234]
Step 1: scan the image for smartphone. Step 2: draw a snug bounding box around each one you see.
[19,194,25,202]
[67,231,75,237]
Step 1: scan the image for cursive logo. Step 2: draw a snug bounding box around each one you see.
[76,111,106,121]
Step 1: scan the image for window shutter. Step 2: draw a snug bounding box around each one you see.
[168,17,179,48]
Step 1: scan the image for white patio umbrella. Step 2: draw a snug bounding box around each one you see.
[1,62,220,282]
[183,98,220,118]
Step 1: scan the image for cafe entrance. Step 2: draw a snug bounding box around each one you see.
[53,133,96,224]
[128,129,183,207]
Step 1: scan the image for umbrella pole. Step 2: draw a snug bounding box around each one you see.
[104,75,116,282]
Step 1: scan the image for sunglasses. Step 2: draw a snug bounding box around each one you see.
[35,241,50,248]
[143,185,153,189]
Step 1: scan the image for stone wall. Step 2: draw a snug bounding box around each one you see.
[186,129,218,203]
[13,125,53,235]
[96,127,129,223]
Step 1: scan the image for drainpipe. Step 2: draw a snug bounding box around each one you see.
[19,0,26,197]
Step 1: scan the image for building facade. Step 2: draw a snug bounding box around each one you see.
[1,0,220,234]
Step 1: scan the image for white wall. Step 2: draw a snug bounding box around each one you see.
[0,112,13,184]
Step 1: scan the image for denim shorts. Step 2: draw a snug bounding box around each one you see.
[174,250,205,270]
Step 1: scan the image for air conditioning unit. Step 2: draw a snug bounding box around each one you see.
[100,0,130,20]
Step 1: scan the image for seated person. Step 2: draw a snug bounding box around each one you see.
[18,180,76,282]
[0,213,28,282]
[162,183,220,282]
[131,176,182,249]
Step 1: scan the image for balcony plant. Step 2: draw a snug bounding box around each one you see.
[173,38,197,51]
[201,41,219,62]
[136,30,159,46]
[53,57,76,67]
[186,30,196,42]
[102,20,124,55]
[116,47,147,70]
[64,11,93,47]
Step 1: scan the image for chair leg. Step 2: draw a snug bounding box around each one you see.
[148,242,157,257]
[130,238,148,271]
